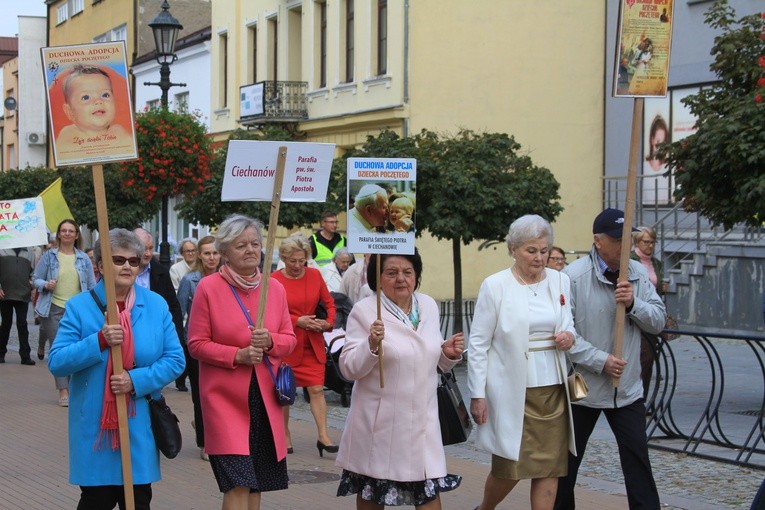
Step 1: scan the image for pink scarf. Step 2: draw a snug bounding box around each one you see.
[634,246,658,287]
[220,263,261,291]
[95,288,136,451]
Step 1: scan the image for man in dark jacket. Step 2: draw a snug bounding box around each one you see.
[134,228,188,391]
[0,246,37,365]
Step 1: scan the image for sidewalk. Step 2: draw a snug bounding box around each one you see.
[0,338,761,509]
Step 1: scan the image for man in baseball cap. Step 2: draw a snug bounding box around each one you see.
[554,208,666,509]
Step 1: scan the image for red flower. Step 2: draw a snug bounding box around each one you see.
[756,94,763,103]
[758,77,765,88]
[759,56,765,68]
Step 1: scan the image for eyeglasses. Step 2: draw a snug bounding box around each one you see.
[548,257,566,262]
[640,240,656,245]
[112,256,141,267]
[182,249,197,254]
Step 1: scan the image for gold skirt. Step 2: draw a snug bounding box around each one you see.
[491,384,568,480]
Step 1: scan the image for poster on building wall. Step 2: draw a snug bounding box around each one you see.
[41,41,138,167]
[671,86,699,142]
[347,157,416,255]
[642,96,672,204]
[221,140,336,202]
[0,197,48,250]
[613,0,674,97]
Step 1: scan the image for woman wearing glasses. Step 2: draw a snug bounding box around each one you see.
[631,226,664,400]
[48,228,185,509]
[170,238,198,292]
[34,219,96,406]
[546,246,567,272]
[336,249,465,509]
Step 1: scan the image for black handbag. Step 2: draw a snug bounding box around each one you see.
[437,369,473,445]
[147,395,182,459]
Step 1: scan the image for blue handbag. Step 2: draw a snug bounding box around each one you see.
[229,285,296,406]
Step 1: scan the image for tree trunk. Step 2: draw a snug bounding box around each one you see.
[452,237,463,334]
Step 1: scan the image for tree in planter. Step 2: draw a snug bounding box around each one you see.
[118,107,212,258]
[176,127,344,229]
[344,129,563,333]
[661,1,765,228]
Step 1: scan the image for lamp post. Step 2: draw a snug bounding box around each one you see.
[144,0,186,267]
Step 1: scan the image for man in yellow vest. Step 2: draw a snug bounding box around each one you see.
[310,211,347,268]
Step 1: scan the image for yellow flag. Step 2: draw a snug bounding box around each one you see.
[39,177,74,232]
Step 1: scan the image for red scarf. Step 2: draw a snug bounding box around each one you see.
[95,288,136,451]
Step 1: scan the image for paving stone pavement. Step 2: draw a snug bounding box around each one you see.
[2,318,764,509]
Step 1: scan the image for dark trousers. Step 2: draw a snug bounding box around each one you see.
[175,339,190,388]
[0,300,31,360]
[188,355,205,447]
[640,333,659,401]
[554,400,660,510]
[77,484,152,510]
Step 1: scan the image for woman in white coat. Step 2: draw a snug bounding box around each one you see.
[336,249,464,509]
[468,215,577,510]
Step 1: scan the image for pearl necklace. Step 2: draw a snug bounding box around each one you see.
[513,267,543,296]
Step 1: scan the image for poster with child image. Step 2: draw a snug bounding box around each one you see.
[41,41,137,167]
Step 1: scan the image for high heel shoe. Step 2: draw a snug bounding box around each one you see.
[316,440,339,457]
[287,447,294,454]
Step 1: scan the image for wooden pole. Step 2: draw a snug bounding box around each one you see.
[375,254,384,388]
[613,97,643,387]
[255,147,288,329]
[92,164,134,510]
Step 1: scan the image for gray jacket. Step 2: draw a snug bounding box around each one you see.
[564,245,666,408]
[0,248,35,302]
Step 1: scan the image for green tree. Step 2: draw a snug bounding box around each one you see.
[347,129,563,332]
[176,127,343,228]
[662,1,765,228]
[0,166,157,230]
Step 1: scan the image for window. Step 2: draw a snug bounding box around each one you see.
[267,17,278,81]
[93,24,127,43]
[174,92,189,113]
[319,2,327,88]
[250,25,258,83]
[56,3,69,24]
[377,0,387,76]
[219,33,228,107]
[72,0,84,15]
[345,0,354,83]
[147,99,160,110]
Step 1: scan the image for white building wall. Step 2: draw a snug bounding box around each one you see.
[17,16,47,169]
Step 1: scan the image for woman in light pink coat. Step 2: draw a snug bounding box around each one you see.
[336,249,465,509]
[188,214,296,510]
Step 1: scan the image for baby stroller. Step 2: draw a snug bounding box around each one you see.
[304,292,355,407]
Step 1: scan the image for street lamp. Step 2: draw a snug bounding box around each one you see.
[144,0,186,267]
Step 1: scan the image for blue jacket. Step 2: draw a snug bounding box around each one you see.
[48,281,185,486]
[33,248,96,317]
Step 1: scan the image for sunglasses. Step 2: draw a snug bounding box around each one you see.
[112,256,141,267]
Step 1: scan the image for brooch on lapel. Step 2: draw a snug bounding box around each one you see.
[560,294,566,306]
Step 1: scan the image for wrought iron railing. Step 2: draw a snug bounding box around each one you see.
[240,81,308,124]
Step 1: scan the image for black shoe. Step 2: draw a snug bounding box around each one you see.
[316,440,339,457]
[20,359,36,366]
[176,384,188,392]
[0,357,4,363]
[287,447,294,454]
[37,347,45,360]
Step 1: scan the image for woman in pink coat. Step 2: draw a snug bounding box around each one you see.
[336,249,465,509]
[188,214,296,510]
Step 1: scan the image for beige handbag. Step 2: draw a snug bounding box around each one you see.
[568,370,589,402]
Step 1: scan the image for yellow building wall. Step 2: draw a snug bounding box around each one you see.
[47,0,136,56]
[2,58,19,171]
[210,1,605,301]
[405,1,604,299]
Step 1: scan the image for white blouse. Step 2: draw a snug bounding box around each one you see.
[518,277,564,388]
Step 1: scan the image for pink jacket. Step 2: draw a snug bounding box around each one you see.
[336,293,459,481]
[187,273,296,459]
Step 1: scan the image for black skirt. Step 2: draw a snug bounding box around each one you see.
[209,371,288,493]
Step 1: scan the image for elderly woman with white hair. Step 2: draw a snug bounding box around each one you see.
[468,215,577,510]
[187,214,297,510]
[320,248,353,293]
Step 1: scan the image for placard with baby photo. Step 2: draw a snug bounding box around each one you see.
[41,41,138,167]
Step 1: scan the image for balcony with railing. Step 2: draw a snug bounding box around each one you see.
[238,81,308,125]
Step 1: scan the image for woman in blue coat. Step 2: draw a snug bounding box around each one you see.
[48,229,185,510]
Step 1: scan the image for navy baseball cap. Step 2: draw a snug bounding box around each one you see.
[592,208,637,238]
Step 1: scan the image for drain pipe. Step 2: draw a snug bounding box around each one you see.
[403,0,409,138]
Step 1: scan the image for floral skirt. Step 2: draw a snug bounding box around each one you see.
[336,470,461,506]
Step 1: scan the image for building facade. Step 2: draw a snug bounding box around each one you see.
[209,0,606,299]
